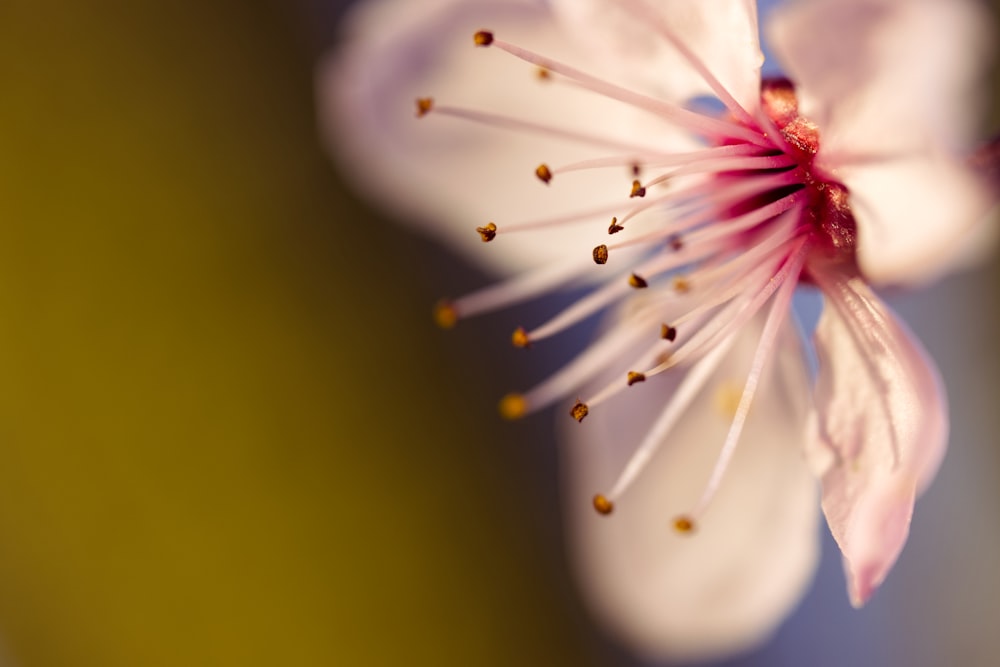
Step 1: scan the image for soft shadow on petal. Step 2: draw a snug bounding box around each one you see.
[550,0,763,114]
[318,0,691,275]
[807,268,948,608]
[767,0,994,156]
[560,310,819,662]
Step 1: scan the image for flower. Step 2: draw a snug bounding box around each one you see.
[319,0,996,660]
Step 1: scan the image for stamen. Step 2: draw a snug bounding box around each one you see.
[433,300,458,329]
[570,400,590,422]
[447,257,595,321]
[610,0,760,128]
[628,273,648,289]
[608,217,624,234]
[626,371,646,386]
[673,515,696,534]
[592,244,609,265]
[603,331,738,503]
[430,104,674,155]
[535,163,553,184]
[511,326,530,349]
[661,324,677,341]
[476,222,497,242]
[685,241,809,521]
[498,393,527,420]
[415,97,434,117]
[592,494,614,516]
[485,36,771,146]
[629,180,646,198]
[473,30,494,47]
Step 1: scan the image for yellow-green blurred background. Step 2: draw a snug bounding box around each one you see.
[0,1,998,666]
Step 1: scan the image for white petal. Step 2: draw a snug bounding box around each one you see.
[318,0,691,274]
[550,0,763,114]
[807,269,947,607]
[841,152,993,285]
[767,0,994,156]
[560,314,819,661]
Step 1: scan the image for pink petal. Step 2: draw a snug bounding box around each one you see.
[841,152,993,285]
[550,0,763,115]
[767,0,995,285]
[560,313,819,661]
[317,0,692,275]
[767,0,994,157]
[807,267,948,607]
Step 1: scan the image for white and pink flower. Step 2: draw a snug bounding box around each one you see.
[319,0,995,660]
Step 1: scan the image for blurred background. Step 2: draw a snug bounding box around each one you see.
[0,1,997,665]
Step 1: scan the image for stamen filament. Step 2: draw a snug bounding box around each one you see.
[611,0,760,128]
[488,38,771,147]
[687,240,809,519]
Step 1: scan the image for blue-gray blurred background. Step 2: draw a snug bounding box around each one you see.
[0,1,996,665]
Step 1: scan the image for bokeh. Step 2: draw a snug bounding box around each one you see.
[0,1,997,666]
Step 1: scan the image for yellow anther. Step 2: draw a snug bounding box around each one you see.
[592,244,609,265]
[570,401,589,423]
[473,30,494,46]
[673,515,696,534]
[673,276,691,293]
[629,180,646,198]
[608,217,624,235]
[415,97,434,117]
[713,380,742,420]
[535,163,553,184]
[433,300,458,329]
[660,324,677,342]
[511,326,530,348]
[626,371,646,386]
[499,393,527,420]
[629,273,648,289]
[592,494,614,516]
[476,222,497,242]
[536,67,552,80]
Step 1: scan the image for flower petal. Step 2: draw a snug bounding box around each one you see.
[767,0,994,156]
[318,0,691,274]
[841,152,993,285]
[807,268,947,607]
[549,0,763,114]
[768,0,994,285]
[560,314,818,661]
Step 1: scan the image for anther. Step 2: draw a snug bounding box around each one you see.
[535,163,553,184]
[433,300,458,329]
[669,236,684,251]
[473,30,494,47]
[628,273,648,289]
[629,180,646,198]
[476,222,498,242]
[627,371,646,386]
[673,276,690,293]
[592,244,609,265]
[570,401,589,422]
[631,163,641,177]
[511,326,530,348]
[660,324,677,342]
[673,515,696,534]
[415,97,434,118]
[536,67,551,81]
[592,494,614,516]
[499,393,527,420]
[608,217,624,235]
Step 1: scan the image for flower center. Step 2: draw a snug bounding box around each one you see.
[759,78,858,265]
